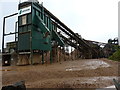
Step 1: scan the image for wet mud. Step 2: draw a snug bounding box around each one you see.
[2,59,119,88]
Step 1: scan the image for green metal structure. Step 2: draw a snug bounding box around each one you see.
[18,2,64,51]
[2,0,99,65]
[18,1,65,64]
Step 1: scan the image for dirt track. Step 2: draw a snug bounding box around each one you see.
[2,59,119,88]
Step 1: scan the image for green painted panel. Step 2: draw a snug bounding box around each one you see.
[32,39,51,50]
[18,17,22,26]
[33,15,50,33]
[32,25,51,50]
[23,26,27,32]
[19,27,22,33]
[18,33,30,51]
[28,25,31,31]
[27,14,32,24]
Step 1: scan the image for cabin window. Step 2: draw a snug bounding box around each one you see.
[22,15,27,25]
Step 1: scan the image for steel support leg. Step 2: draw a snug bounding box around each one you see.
[42,50,44,64]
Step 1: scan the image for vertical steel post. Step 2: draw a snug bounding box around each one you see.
[2,17,5,53]
[64,46,65,61]
[42,50,44,64]
[42,4,44,21]
[47,16,49,29]
[15,21,18,42]
[30,51,33,65]
[77,39,78,59]
[71,39,73,60]
[50,49,52,64]
[49,18,52,64]
[55,43,57,62]
[30,4,33,65]
[59,47,61,62]
[50,30,52,64]
[30,31,33,64]
[71,46,72,60]
[15,21,18,60]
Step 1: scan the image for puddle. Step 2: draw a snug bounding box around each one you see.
[105,85,115,88]
[66,67,82,71]
[66,60,110,71]
[96,85,116,90]
[65,76,118,89]
[73,76,117,89]
[78,76,118,84]
[85,61,110,68]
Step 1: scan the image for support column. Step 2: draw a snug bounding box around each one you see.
[50,50,52,64]
[42,50,44,64]
[2,17,5,53]
[30,51,33,65]
[64,46,65,61]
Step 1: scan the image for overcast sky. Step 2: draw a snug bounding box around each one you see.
[0,0,119,50]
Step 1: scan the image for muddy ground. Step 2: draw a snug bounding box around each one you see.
[2,58,119,89]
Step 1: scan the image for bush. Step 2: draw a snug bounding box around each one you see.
[108,49,120,61]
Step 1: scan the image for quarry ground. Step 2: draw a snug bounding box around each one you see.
[2,58,119,89]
